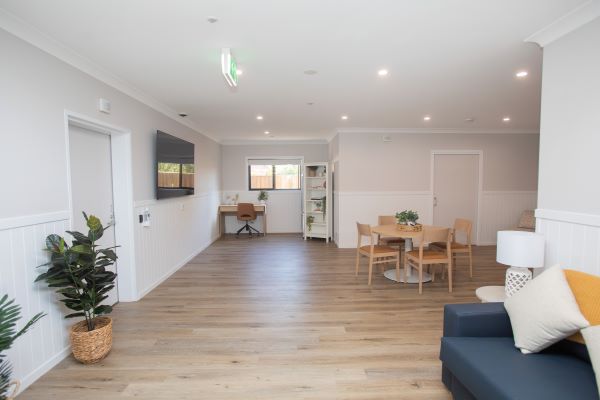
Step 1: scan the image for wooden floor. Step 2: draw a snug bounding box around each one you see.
[20,234,505,400]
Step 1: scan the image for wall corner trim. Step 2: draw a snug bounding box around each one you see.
[524,0,600,47]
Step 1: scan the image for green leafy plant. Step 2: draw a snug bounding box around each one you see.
[0,295,45,400]
[396,210,419,225]
[36,213,118,332]
[306,215,315,232]
[257,190,269,202]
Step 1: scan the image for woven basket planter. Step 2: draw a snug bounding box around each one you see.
[396,223,422,232]
[6,380,20,400]
[70,316,112,364]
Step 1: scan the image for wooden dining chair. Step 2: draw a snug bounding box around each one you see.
[430,218,473,277]
[355,222,400,285]
[405,227,452,294]
[377,215,405,249]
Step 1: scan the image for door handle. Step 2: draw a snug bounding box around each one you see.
[433,196,438,207]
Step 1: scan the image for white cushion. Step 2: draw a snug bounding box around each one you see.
[504,265,590,354]
[582,326,600,398]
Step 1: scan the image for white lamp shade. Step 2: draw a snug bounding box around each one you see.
[497,230,545,269]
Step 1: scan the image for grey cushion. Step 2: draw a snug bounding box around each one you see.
[440,336,598,400]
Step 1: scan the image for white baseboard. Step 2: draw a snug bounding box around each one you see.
[136,234,219,300]
[18,346,71,395]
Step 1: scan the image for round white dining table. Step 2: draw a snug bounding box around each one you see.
[370,224,433,284]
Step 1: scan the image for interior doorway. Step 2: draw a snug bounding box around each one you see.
[65,111,137,302]
[431,151,482,244]
[68,124,119,304]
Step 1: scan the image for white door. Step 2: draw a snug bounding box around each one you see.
[69,124,118,305]
[433,153,479,243]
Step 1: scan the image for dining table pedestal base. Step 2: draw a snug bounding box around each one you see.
[383,268,432,284]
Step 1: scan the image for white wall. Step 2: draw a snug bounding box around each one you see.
[334,132,539,247]
[221,143,328,233]
[0,29,221,392]
[535,17,600,274]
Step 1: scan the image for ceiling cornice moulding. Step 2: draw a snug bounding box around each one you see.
[0,8,218,142]
[220,139,329,146]
[335,128,540,135]
[525,0,600,47]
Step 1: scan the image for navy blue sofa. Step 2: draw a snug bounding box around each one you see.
[440,302,598,400]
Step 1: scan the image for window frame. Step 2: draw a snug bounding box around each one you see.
[246,157,303,191]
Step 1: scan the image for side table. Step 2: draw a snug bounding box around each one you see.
[475,286,507,303]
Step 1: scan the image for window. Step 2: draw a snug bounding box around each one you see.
[248,159,301,190]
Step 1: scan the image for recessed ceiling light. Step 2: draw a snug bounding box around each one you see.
[264,131,270,135]
[516,71,528,78]
[256,115,263,120]
[207,16,218,23]
[423,115,431,121]
[237,69,243,76]
[503,116,511,122]
[306,102,314,106]
[378,69,389,76]
[304,70,318,75]
[464,117,475,123]
[341,115,348,120]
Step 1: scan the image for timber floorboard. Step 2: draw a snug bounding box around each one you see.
[19,233,505,399]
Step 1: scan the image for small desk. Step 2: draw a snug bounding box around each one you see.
[218,204,267,236]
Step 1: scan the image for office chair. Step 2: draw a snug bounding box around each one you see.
[236,203,261,236]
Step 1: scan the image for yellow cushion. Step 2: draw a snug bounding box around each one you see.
[565,269,600,343]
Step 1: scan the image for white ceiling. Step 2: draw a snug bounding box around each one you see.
[0,0,587,141]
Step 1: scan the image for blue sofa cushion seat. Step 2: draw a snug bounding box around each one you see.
[441,336,599,400]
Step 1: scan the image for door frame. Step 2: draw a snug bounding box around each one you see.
[64,110,137,302]
[430,150,483,245]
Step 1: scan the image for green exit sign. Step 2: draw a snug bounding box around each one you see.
[221,48,238,87]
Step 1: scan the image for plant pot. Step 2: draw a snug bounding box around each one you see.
[6,380,20,400]
[396,223,422,232]
[70,316,112,364]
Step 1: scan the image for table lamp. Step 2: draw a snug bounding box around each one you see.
[496,230,545,297]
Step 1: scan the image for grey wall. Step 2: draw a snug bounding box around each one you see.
[537,18,600,214]
[221,143,328,190]
[338,132,539,192]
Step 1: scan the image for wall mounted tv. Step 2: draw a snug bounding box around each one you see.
[156,130,195,199]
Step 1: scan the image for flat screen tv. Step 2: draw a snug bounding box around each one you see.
[156,130,195,199]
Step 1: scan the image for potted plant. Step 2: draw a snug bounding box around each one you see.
[257,190,269,204]
[395,210,422,231]
[306,215,315,232]
[36,212,118,364]
[0,295,44,400]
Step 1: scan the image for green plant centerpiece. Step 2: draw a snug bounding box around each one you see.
[306,215,315,232]
[395,210,422,232]
[36,212,117,364]
[257,190,269,203]
[0,295,44,400]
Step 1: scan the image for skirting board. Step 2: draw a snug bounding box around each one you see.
[18,346,71,396]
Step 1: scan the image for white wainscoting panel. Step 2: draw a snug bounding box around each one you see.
[478,191,538,245]
[336,191,433,248]
[536,208,600,275]
[221,190,302,234]
[0,213,72,394]
[134,191,221,299]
